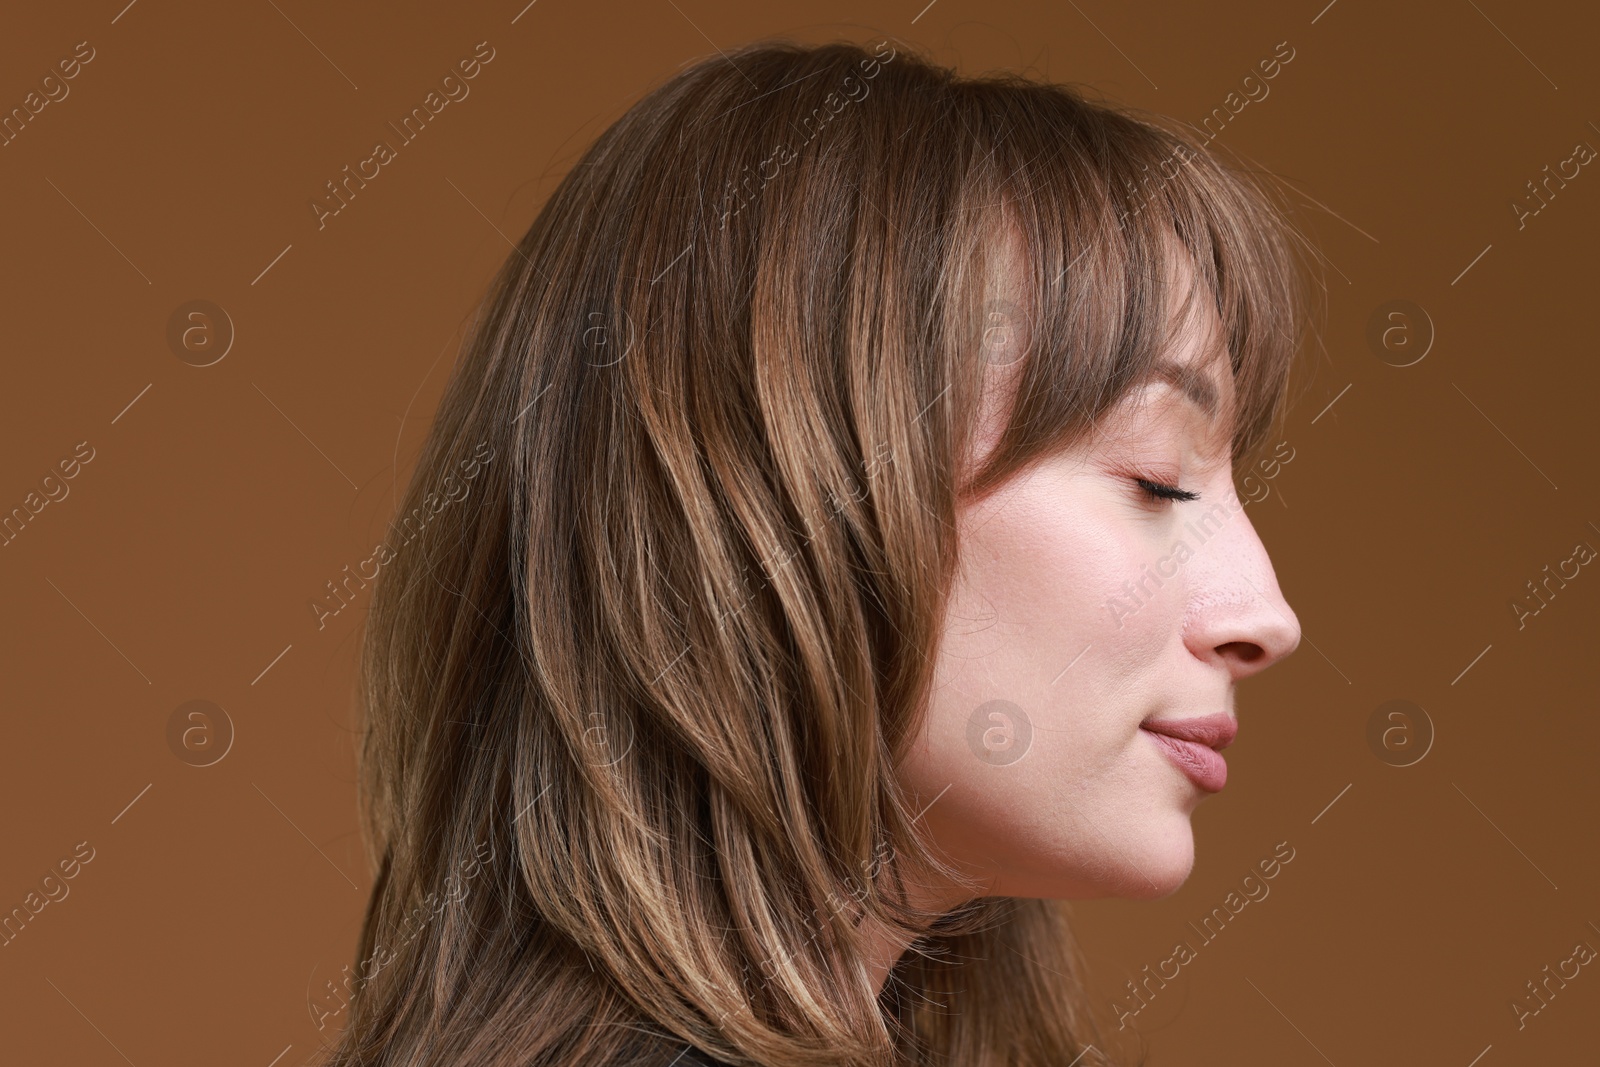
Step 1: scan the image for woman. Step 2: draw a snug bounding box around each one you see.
[312,35,1315,1067]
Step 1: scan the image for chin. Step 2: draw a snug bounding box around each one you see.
[1115,817,1197,900]
[1001,823,1197,901]
[1139,825,1203,895]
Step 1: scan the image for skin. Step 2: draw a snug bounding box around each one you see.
[862,247,1302,997]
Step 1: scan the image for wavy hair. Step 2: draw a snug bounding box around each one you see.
[311,35,1317,1067]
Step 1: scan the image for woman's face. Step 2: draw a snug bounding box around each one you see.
[899,277,1301,905]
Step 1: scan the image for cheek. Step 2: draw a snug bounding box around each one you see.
[898,480,1202,896]
[918,488,1171,771]
[949,492,1177,689]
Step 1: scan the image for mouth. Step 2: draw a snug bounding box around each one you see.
[1140,713,1237,793]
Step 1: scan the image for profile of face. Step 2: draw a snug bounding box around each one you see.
[898,251,1302,908]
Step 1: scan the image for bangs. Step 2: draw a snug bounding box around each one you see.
[950,82,1312,498]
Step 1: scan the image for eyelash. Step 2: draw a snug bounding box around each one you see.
[1133,476,1200,504]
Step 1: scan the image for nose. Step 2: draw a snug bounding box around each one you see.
[1180,485,1301,680]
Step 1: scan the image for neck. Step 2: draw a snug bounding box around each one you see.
[856,875,977,998]
[861,919,914,998]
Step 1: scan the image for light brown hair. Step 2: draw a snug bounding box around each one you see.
[312,35,1317,1067]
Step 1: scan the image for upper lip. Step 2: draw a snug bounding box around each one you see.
[1140,712,1238,751]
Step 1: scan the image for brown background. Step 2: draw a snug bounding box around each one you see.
[1,1,1596,1064]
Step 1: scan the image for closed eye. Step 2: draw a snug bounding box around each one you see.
[1134,476,1200,504]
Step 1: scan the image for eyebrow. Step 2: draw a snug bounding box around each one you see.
[1143,359,1221,420]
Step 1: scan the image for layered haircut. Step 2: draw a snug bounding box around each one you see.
[313,36,1316,1067]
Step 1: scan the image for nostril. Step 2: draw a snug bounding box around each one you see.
[1219,640,1266,664]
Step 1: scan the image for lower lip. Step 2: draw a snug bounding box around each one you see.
[1141,728,1228,793]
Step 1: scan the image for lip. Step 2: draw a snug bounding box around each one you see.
[1140,713,1237,793]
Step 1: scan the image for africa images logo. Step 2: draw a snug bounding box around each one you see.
[308,440,493,631]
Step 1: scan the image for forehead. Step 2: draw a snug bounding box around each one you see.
[1101,302,1238,467]
[1142,356,1223,421]
[1125,259,1236,412]
[976,221,1241,464]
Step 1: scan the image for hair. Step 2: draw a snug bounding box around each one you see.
[310,35,1317,1067]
